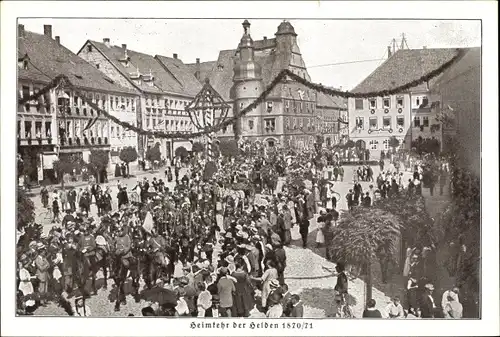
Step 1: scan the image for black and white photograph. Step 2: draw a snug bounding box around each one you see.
[1,1,498,336]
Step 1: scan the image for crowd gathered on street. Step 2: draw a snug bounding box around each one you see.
[17,141,465,318]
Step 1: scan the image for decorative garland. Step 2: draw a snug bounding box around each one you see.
[17,49,463,140]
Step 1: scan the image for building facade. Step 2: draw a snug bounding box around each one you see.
[78,41,201,160]
[17,24,138,183]
[348,48,460,158]
[431,47,481,176]
[193,20,344,149]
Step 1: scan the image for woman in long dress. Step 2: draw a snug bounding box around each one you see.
[252,259,278,309]
[18,258,35,311]
[232,261,255,317]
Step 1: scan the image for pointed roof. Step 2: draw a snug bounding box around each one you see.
[85,40,199,96]
[352,48,461,94]
[154,55,202,96]
[19,30,135,94]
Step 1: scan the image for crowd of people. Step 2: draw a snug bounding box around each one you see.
[17,141,465,318]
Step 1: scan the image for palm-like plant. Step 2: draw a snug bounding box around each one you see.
[329,207,401,304]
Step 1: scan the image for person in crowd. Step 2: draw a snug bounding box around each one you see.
[266,291,284,318]
[420,283,436,318]
[289,294,304,317]
[72,295,91,317]
[386,296,405,318]
[443,291,463,319]
[41,186,49,209]
[441,286,460,316]
[362,299,382,318]
[217,267,235,317]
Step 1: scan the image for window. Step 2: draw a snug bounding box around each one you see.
[355,99,364,110]
[369,117,378,129]
[397,97,404,108]
[24,121,32,138]
[146,119,150,128]
[267,102,273,112]
[422,97,429,107]
[383,98,391,108]
[264,118,276,131]
[293,101,297,113]
[285,100,289,113]
[110,98,114,109]
[96,64,100,69]
[369,140,379,150]
[383,139,390,150]
[413,116,421,127]
[23,60,29,70]
[111,126,115,137]
[87,45,92,52]
[369,98,377,109]
[35,122,42,138]
[383,116,391,129]
[423,116,429,127]
[355,117,364,129]
[45,122,52,137]
[248,120,254,130]
[397,116,404,127]
[22,85,30,99]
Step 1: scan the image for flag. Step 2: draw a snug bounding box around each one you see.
[142,211,154,233]
[83,115,98,131]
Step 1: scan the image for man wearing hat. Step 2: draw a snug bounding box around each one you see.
[114,226,132,269]
[205,295,221,317]
[420,283,436,318]
[61,209,75,230]
[217,267,235,317]
[34,245,50,302]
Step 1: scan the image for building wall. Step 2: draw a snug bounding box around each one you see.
[409,92,443,147]
[432,50,480,176]
[78,43,136,91]
[108,93,139,163]
[348,94,411,156]
[17,79,57,182]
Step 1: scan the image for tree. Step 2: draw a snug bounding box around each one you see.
[192,142,205,153]
[218,139,240,158]
[119,146,138,177]
[17,188,35,230]
[175,146,189,160]
[328,208,401,304]
[345,139,355,149]
[388,136,400,153]
[53,158,78,188]
[146,144,162,164]
[375,195,438,269]
[88,149,110,183]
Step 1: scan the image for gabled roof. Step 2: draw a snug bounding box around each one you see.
[154,55,202,96]
[86,41,200,97]
[317,92,347,110]
[207,49,237,101]
[352,48,461,94]
[431,47,480,91]
[18,30,135,95]
[185,61,217,83]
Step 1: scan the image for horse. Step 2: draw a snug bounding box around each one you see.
[112,230,142,312]
[74,245,110,296]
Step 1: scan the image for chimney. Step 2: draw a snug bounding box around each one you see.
[122,44,127,50]
[387,45,392,58]
[339,86,343,91]
[103,38,110,48]
[18,24,25,38]
[195,58,201,80]
[43,25,52,38]
[55,36,60,45]
[173,53,178,59]
[263,36,267,41]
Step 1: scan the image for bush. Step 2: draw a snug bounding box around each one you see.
[175,146,189,159]
[146,144,162,163]
[192,142,205,153]
[17,188,35,230]
[218,140,239,157]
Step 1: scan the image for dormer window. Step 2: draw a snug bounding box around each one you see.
[23,60,28,70]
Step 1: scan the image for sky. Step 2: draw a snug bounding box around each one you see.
[18,18,481,90]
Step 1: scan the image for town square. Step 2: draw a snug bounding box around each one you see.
[10,14,485,323]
